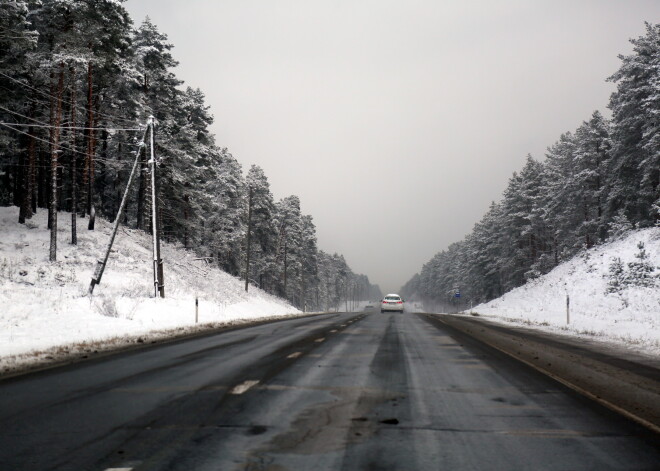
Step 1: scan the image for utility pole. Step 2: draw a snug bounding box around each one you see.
[283,240,287,298]
[89,125,149,295]
[244,186,253,292]
[148,116,165,298]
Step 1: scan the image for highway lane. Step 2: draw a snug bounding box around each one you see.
[0,312,658,470]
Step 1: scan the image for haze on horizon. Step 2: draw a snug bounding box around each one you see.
[125,0,660,294]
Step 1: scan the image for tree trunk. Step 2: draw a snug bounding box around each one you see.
[69,66,78,245]
[25,118,36,218]
[24,98,37,220]
[47,71,55,229]
[136,144,147,229]
[183,193,190,248]
[15,127,26,221]
[81,60,95,221]
[50,63,65,262]
[98,127,108,214]
[115,132,122,218]
[38,143,47,210]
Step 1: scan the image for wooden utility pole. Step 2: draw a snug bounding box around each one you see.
[148,116,165,298]
[89,126,149,295]
[244,186,253,292]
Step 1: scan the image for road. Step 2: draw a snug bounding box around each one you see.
[0,312,658,470]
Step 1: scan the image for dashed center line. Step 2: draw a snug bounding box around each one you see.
[287,352,302,359]
[230,380,259,395]
[315,338,325,343]
[330,329,338,333]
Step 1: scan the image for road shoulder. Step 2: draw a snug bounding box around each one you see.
[421,313,660,434]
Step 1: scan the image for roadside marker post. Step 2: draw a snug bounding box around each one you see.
[566,294,570,324]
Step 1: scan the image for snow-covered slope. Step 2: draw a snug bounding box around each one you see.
[0,206,301,370]
[474,227,660,353]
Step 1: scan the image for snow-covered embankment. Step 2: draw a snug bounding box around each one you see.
[0,207,301,373]
[474,227,660,353]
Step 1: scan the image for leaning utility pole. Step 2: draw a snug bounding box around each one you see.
[244,186,253,292]
[89,125,149,295]
[148,116,165,298]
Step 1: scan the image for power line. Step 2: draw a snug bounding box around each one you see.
[0,104,55,128]
[0,121,142,132]
[0,71,140,126]
[1,121,98,159]
[0,123,146,168]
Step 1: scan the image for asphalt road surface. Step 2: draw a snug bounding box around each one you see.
[0,312,658,470]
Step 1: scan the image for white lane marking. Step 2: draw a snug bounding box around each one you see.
[315,338,325,343]
[330,329,338,333]
[287,352,302,359]
[340,324,347,327]
[230,380,259,395]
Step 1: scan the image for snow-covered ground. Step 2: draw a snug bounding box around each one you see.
[0,206,302,373]
[472,226,660,354]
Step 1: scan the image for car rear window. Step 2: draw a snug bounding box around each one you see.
[385,296,400,301]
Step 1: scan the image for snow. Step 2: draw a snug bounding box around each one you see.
[472,226,660,354]
[0,206,302,373]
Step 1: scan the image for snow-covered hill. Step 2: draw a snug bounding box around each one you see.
[0,207,301,372]
[473,226,660,353]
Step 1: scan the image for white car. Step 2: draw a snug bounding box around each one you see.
[381,294,404,313]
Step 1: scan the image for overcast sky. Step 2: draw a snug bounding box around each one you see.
[125,0,659,294]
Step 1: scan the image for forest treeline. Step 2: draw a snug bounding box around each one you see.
[0,0,382,310]
[402,23,659,310]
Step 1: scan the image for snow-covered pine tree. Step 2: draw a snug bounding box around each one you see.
[0,0,37,215]
[204,148,245,276]
[573,111,611,248]
[608,208,633,239]
[244,165,278,291]
[627,242,656,288]
[607,22,660,227]
[606,257,626,294]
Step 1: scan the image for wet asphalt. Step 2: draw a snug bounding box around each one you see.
[0,312,658,470]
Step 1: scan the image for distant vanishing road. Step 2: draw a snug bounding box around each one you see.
[0,312,658,470]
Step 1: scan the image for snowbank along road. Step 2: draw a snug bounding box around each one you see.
[0,312,658,470]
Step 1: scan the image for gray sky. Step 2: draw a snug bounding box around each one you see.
[125,0,659,294]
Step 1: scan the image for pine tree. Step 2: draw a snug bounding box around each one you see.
[608,208,633,239]
[245,165,278,291]
[606,257,626,294]
[627,242,656,288]
[607,22,660,226]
